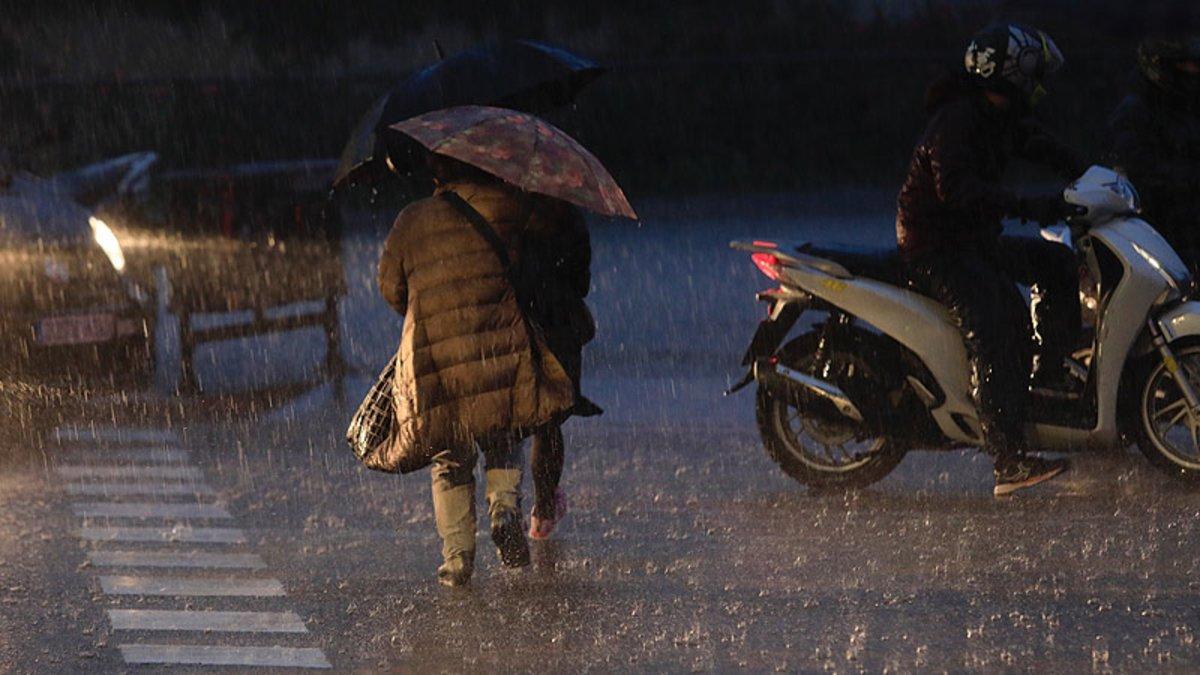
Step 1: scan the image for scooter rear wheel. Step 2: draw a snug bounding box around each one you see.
[756,334,905,489]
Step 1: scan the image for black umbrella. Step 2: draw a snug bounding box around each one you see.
[332,39,604,187]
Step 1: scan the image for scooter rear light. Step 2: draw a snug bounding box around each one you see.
[751,252,781,280]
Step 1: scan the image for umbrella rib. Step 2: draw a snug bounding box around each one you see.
[426,110,498,152]
[526,121,542,191]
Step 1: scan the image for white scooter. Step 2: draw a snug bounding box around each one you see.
[729,166,1200,488]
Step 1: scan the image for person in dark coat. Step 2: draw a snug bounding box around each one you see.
[896,23,1082,496]
[377,154,575,586]
[1108,37,1200,265]
[519,197,597,540]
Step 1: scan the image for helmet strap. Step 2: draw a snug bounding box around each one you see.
[1030,83,1047,108]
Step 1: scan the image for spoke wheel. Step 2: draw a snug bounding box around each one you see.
[756,333,905,489]
[770,353,882,473]
[1136,342,1200,479]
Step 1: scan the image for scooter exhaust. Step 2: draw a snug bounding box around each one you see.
[754,359,865,423]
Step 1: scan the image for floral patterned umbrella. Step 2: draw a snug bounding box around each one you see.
[389,106,637,220]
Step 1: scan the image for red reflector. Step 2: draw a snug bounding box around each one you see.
[751,252,781,280]
[753,240,778,248]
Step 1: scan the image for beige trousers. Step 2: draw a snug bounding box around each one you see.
[430,437,522,561]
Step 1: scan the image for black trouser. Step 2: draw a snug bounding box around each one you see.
[530,335,581,517]
[904,236,1081,461]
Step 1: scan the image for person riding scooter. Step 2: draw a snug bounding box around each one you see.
[895,23,1083,496]
[1109,36,1200,268]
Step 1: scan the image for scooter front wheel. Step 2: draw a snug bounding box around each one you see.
[755,335,905,489]
[1135,340,1200,480]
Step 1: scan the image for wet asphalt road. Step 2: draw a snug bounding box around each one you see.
[5,193,1200,672]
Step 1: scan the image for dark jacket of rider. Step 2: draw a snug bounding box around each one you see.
[895,74,1082,259]
[895,71,1082,463]
[1109,80,1200,257]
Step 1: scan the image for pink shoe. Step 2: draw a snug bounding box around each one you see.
[529,490,568,541]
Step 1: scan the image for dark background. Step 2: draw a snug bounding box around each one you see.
[2,0,1198,195]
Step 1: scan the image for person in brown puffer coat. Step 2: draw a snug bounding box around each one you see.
[377,155,574,586]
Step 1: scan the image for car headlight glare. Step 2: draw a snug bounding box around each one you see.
[88,216,125,272]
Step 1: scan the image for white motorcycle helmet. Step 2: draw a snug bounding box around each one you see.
[964,23,1065,109]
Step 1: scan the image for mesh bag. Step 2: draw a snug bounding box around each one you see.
[345,355,397,469]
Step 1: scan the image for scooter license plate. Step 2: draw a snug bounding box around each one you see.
[35,313,117,346]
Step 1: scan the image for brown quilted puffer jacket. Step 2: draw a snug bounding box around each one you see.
[375,179,574,472]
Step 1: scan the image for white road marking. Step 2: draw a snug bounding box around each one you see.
[108,609,307,633]
[55,466,201,480]
[89,550,266,569]
[56,427,179,444]
[57,465,203,480]
[72,502,232,519]
[100,576,285,597]
[64,425,330,668]
[80,526,246,544]
[65,448,190,463]
[118,644,331,668]
[66,482,214,497]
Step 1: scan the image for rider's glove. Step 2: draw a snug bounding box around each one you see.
[1017,194,1076,227]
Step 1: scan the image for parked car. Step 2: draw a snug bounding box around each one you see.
[0,154,156,384]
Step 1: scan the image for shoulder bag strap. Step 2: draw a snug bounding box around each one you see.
[441,191,542,359]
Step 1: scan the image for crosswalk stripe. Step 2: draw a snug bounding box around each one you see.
[118,644,330,668]
[73,502,232,519]
[57,465,203,480]
[89,551,266,569]
[56,427,179,444]
[80,526,246,544]
[63,449,190,463]
[108,609,307,633]
[64,425,329,669]
[100,575,285,597]
[66,482,214,497]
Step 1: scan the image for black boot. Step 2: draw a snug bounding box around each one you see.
[491,511,531,568]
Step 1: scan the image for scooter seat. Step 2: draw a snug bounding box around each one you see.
[796,242,905,284]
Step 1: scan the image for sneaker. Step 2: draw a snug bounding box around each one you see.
[993,456,1070,497]
[436,554,474,587]
[491,511,531,568]
[529,490,568,541]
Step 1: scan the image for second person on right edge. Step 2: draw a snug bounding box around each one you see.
[896,23,1083,496]
[1109,36,1200,269]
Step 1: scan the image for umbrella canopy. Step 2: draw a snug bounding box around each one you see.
[333,40,603,187]
[390,106,637,220]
